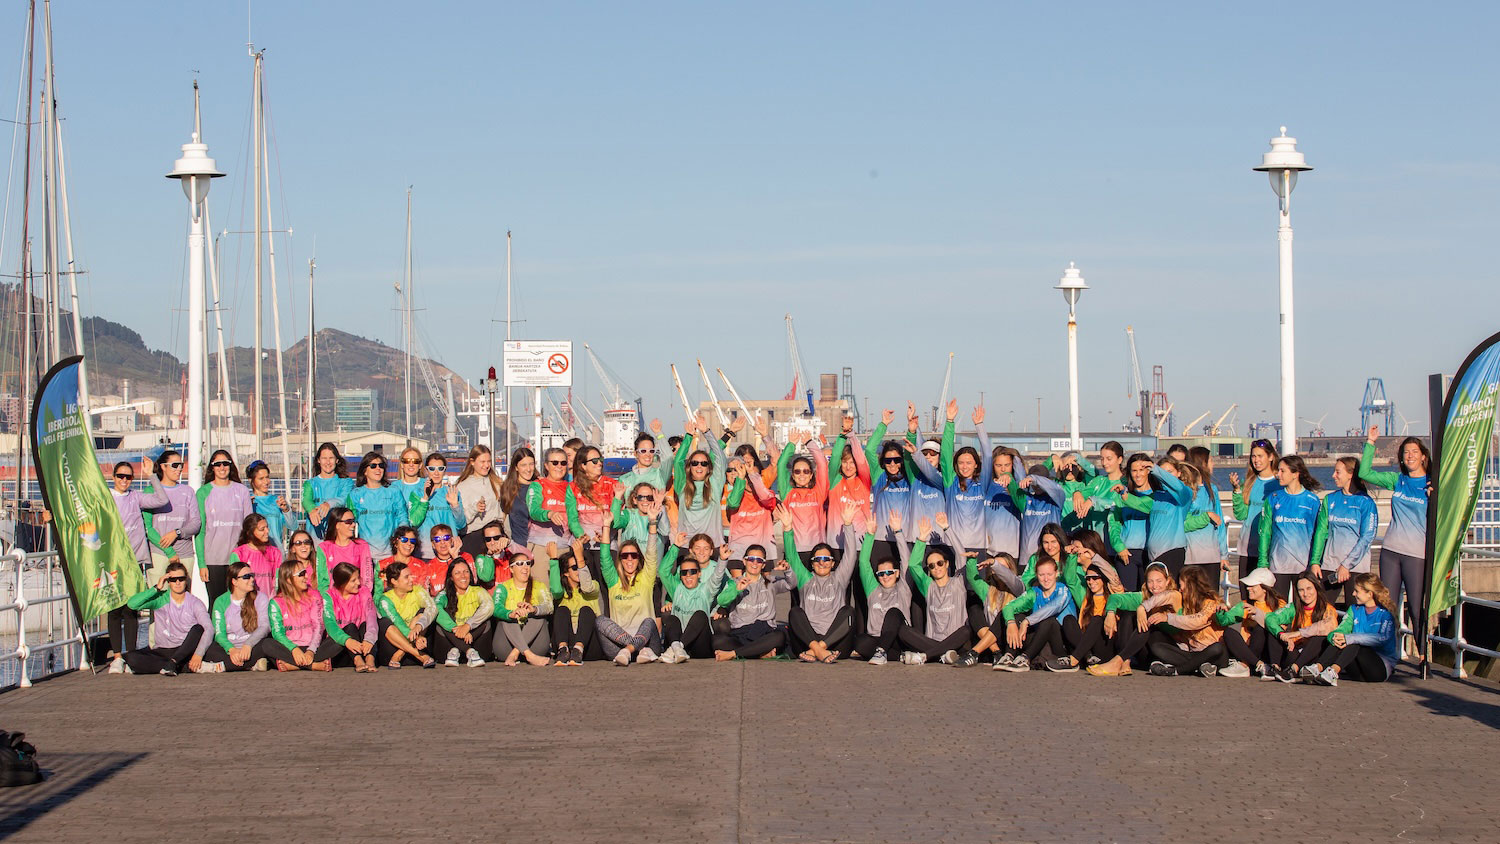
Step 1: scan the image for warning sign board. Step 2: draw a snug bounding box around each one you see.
[503,340,573,387]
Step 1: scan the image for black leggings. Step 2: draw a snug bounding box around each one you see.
[852,610,905,660]
[1379,548,1426,633]
[121,625,204,674]
[1112,617,1153,663]
[1067,615,1115,663]
[1317,642,1391,682]
[897,623,970,660]
[712,621,785,659]
[552,606,603,660]
[662,611,716,659]
[202,639,272,671]
[788,606,854,655]
[107,605,140,654]
[264,635,345,667]
[376,619,433,664]
[1148,639,1227,674]
[1150,548,1186,579]
[1118,550,1145,593]
[1223,626,1285,669]
[205,565,230,609]
[1002,617,1071,661]
[1288,637,1332,670]
[434,619,495,660]
[967,604,999,648]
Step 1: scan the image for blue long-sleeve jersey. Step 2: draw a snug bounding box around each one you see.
[1185,484,1228,565]
[906,452,948,546]
[975,431,1022,557]
[1324,490,1378,572]
[1016,475,1065,562]
[871,470,913,543]
[347,483,410,558]
[1126,466,1193,559]
[1260,487,1328,574]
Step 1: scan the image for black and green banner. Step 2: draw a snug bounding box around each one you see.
[29,355,144,624]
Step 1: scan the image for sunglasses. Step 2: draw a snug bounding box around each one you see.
[634,494,654,501]
[291,539,312,547]
[511,559,532,567]
[211,460,233,468]
[811,555,834,563]
[547,460,568,466]
[166,576,188,583]
[881,457,903,465]
[396,537,416,545]
[584,457,602,464]
[876,569,898,578]
[166,462,184,469]
[1085,575,1103,582]
[743,555,765,564]
[295,569,308,578]
[400,458,421,464]
[484,534,505,543]
[688,460,710,468]
[234,573,255,581]
[619,551,642,561]
[427,465,445,472]
[432,534,453,543]
[636,448,653,454]
[366,465,385,471]
[792,468,812,474]
[563,565,580,572]
[338,518,356,524]
[679,567,702,576]
[115,473,134,480]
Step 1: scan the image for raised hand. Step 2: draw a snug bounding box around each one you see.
[649,418,663,435]
[842,415,854,435]
[916,517,931,538]
[1367,425,1380,444]
[881,408,895,426]
[1228,472,1241,490]
[728,414,747,434]
[842,502,857,526]
[945,399,958,423]
[773,505,793,531]
[888,509,903,533]
[719,543,732,560]
[933,512,949,532]
[972,405,985,426]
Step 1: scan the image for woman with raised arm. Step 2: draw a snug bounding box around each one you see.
[1114,457,1194,578]
[725,455,778,560]
[1275,573,1341,682]
[347,452,411,560]
[865,409,909,565]
[264,560,343,672]
[376,561,438,669]
[952,551,1024,667]
[619,419,671,494]
[455,444,506,558]
[596,521,664,665]
[491,549,553,667]
[903,403,948,551]
[1099,453,1154,592]
[105,457,170,672]
[774,434,830,555]
[195,449,253,605]
[1051,532,1124,671]
[245,460,291,549]
[1300,573,1400,686]
[658,533,729,664]
[1323,456,1379,608]
[938,403,991,562]
[610,483,672,564]
[567,445,620,564]
[712,532,795,662]
[412,452,464,558]
[674,416,730,548]
[1229,438,1280,578]
[122,562,212,675]
[1215,567,1287,679]
[433,558,495,667]
[301,442,354,540]
[204,561,271,672]
[1066,442,1129,565]
[826,416,872,559]
[549,538,600,665]
[225,513,282,598]
[1257,455,1330,598]
[1358,426,1431,633]
[320,561,379,673]
[850,511,916,664]
[783,504,860,663]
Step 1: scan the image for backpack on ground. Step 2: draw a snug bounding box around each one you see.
[0,730,42,787]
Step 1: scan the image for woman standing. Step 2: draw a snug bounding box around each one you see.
[433,558,494,667]
[491,550,553,666]
[498,447,536,553]
[1358,426,1431,633]
[549,539,600,665]
[865,411,911,564]
[122,562,212,675]
[264,561,341,672]
[226,513,282,598]
[826,418,872,558]
[195,449,253,606]
[245,461,291,549]
[527,448,574,560]
[673,417,729,548]
[1177,462,1227,589]
[1116,458,1194,577]
[725,458,778,560]
[347,452,411,559]
[1257,456,1329,598]
[1323,456,1379,608]
[1229,439,1280,578]
[321,561,379,673]
[567,445,620,557]
[976,433,1025,564]
[105,457,169,672]
[940,404,991,561]
[392,446,428,516]
[204,561,270,672]
[376,561,438,669]
[774,439,829,555]
[300,443,354,540]
[455,444,505,558]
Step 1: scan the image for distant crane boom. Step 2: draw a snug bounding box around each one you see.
[785,314,814,416]
[1153,402,1174,437]
[935,352,954,428]
[1210,403,1238,436]
[696,359,730,427]
[1182,410,1211,435]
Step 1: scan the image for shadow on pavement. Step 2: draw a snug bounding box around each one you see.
[0,751,148,839]
[1403,682,1500,732]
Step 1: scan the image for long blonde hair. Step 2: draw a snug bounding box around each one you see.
[457,444,504,500]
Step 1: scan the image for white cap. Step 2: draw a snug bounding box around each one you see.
[920,440,941,453]
[1240,568,1275,589]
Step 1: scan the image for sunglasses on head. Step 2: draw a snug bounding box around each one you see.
[211,460,232,468]
[619,551,642,561]
[679,567,701,576]
[166,576,188,583]
[432,534,453,543]
[688,460,710,468]
[115,473,133,480]
[1253,439,1272,449]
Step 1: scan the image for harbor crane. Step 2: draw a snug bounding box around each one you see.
[1181,410,1211,436]
[932,352,954,430]
[1360,377,1395,436]
[1300,413,1329,438]
[584,343,645,423]
[1209,403,1238,436]
[1125,327,1150,433]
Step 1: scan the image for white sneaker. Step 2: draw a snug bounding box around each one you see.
[868,647,888,666]
[900,651,926,665]
[465,648,485,667]
[444,648,461,667]
[107,656,125,675]
[614,648,632,666]
[939,650,959,665]
[659,643,685,664]
[672,642,691,663]
[1220,659,1251,678]
[200,661,225,674]
[251,658,268,672]
[636,647,659,664]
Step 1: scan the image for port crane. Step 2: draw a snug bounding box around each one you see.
[1209,403,1238,436]
[1125,327,1150,433]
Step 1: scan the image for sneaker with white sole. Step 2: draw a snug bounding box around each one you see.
[901,651,927,666]
[1317,667,1339,687]
[956,650,980,667]
[1148,661,1177,676]
[1198,662,1218,677]
[993,653,1010,669]
[868,648,888,666]
[939,650,959,665]
[203,661,226,674]
[1045,657,1079,673]
[658,644,682,664]
[614,648,632,666]
[1220,659,1250,678]
[673,642,691,663]
[444,648,461,667]
[636,647,659,664]
[251,658,268,672]
[1299,664,1321,681]
[1002,655,1030,673]
[465,648,485,667]
[108,656,125,675]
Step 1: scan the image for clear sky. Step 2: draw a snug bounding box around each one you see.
[5,1,1497,438]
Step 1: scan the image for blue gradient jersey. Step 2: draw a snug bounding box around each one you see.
[1122,466,1193,560]
[1230,475,1280,559]
[940,422,990,551]
[1184,484,1229,565]
[301,475,354,539]
[1011,474,1065,563]
[976,431,1023,558]
[252,492,289,549]
[906,435,950,547]
[1257,487,1329,574]
[1323,490,1378,573]
[347,484,410,558]
[1358,442,1429,558]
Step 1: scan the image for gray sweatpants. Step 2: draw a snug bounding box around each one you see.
[494,618,550,657]
[595,617,661,660]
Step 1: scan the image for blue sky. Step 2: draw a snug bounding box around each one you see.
[5,1,1497,437]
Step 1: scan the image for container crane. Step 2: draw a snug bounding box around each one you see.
[1360,378,1395,436]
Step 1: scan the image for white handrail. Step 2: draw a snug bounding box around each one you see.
[0,547,91,690]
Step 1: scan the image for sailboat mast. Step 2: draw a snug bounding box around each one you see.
[504,229,511,460]
[403,188,412,446]
[251,47,263,460]
[307,256,316,455]
[14,0,35,513]
[204,204,236,453]
[261,104,291,492]
[49,41,88,412]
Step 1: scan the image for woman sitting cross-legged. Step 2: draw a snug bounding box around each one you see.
[1058,532,1126,671]
[376,561,438,669]
[995,555,1081,672]
[1275,572,1342,683]
[204,561,271,672]
[895,514,975,666]
[321,561,379,673]
[433,558,494,667]
[1214,567,1288,679]
[122,562,212,675]
[549,538,601,665]
[1085,562,1180,677]
[658,534,729,664]
[597,522,665,666]
[264,560,344,671]
[1297,572,1400,686]
[1146,565,1229,677]
[953,552,1024,667]
[491,549,553,666]
[784,505,860,664]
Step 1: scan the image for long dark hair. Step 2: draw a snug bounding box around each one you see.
[154,449,181,481]
[681,450,714,508]
[1335,456,1370,497]
[1292,573,1333,627]
[203,449,241,485]
[227,561,259,632]
[953,446,982,491]
[500,447,536,512]
[1177,566,1219,615]
[614,540,644,589]
[879,442,905,478]
[326,506,356,543]
[1036,524,1067,567]
[1278,455,1321,491]
[356,451,390,488]
[440,558,479,616]
[235,513,269,550]
[1396,436,1432,476]
[330,561,359,593]
[573,446,610,508]
[1186,446,1215,496]
[314,442,348,478]
[1125,452,1159,493]
[287,529,317,563]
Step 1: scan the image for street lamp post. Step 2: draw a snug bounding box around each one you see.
[1055,262,1088,450]
[165,82,224,489]
[484,366,499,453]
[1253,127,1312,456]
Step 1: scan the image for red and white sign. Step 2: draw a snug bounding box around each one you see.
[503,340,573,387]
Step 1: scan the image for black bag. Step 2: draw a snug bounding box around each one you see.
[0,730,42,787]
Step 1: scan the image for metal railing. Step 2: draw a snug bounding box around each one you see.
[1427,545,1500,678]
[0,548,95,689]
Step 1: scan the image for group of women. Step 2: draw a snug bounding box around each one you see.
[107,404,1426,687]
